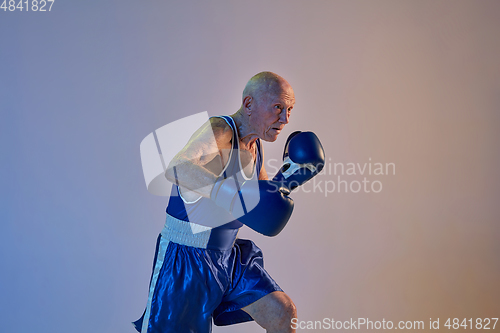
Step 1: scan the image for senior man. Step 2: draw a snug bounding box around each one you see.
[134,72,324,333]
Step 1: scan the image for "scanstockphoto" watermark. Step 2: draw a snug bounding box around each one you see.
[267,158,396,196]
[291,317,499,330]
[291,318,423,330]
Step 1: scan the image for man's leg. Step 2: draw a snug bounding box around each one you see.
[242,291,297,333]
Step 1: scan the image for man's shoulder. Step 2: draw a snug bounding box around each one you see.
[209,116,233,141]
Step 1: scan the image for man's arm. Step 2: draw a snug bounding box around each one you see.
[164,117,233,198]
[259,147,269,180]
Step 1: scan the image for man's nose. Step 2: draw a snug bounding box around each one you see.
[279,110,289,124]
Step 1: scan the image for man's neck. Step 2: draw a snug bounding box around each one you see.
[231,110,259,148]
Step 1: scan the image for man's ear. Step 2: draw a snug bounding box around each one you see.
[243,96,252,114]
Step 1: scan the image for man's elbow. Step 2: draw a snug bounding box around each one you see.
[259,169,269,180]
[165,158,182,184]
[165,157,194,184]
[164,167,176,184]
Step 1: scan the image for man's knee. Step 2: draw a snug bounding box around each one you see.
[265,292,297,332]
[243,291,297,331]
[276,292,297,322]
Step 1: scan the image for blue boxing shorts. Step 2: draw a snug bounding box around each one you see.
[133,214,283,333]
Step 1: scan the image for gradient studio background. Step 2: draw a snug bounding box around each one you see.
[2,1,499,332]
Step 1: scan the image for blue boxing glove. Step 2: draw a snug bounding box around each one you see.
[211,177,294,237]
[273,131,325,191]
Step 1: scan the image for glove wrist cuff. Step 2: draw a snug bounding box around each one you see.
[210,177,241,212]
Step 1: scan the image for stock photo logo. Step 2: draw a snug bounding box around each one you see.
[268,157,396,196]
[139,112,393,233]
[139,112,260,231]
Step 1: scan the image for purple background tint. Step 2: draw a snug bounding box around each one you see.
[2,1,500,332]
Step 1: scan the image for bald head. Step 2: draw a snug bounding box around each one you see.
[233,72,295,142]
[242,71,294,106]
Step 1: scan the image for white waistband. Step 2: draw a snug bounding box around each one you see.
[161,214,213,249]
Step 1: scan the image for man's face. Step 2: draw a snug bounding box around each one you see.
[252,85,295,142]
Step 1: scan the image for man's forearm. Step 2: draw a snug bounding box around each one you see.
[165,160,217,198]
